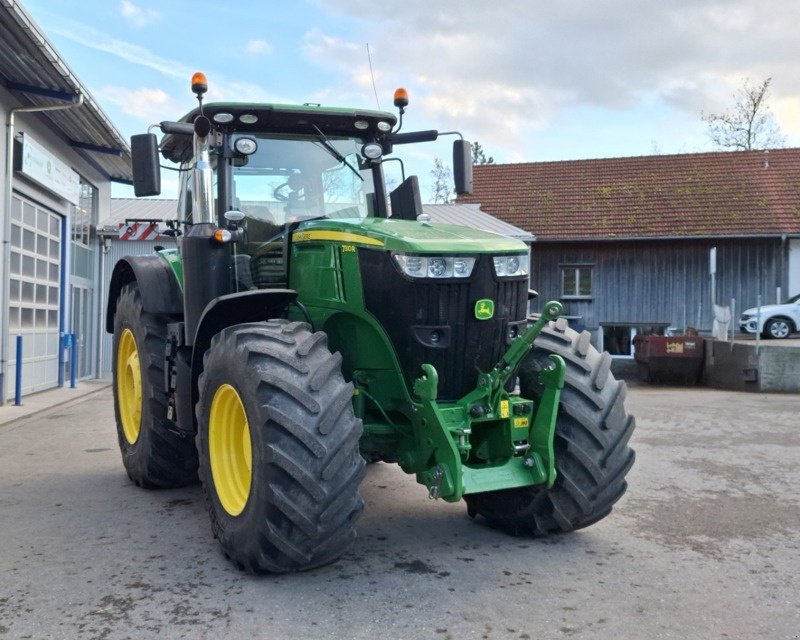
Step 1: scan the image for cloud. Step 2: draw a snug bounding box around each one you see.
[98,86,183,121]
[245,39,273,55]
[120,0,160,28]
[43,16,281,107]
[308,0,800,153]
[46,17,189,79]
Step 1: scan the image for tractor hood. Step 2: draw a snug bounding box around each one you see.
[293,218,527,254]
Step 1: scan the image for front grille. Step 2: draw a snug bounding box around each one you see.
[359,249,527,400]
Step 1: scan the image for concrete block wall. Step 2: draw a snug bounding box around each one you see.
[702,339,800,393]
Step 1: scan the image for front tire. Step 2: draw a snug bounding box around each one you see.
[111,282,198,488]
[465,318,635,535]
[764,318,792,339]
[196,320,365,573]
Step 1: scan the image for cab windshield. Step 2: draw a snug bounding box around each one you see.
[231,133,377,232]
[227,133,378,290]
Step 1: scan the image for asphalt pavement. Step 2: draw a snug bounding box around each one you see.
[1,383,798,639]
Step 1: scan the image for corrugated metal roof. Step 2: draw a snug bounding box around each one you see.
[102,198,176,230]
[0,0,132,183]
[458,149,800,241]
[422,203,534,241]
[102,199,535,242]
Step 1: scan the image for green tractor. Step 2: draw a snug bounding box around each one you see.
[108,73,635,573]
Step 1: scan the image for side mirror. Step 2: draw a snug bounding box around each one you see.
[453,139,473,195]
[130,133,161,197]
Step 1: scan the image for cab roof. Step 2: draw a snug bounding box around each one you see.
[160,101,397,163]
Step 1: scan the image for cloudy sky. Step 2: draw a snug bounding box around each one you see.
[21,0,800,198]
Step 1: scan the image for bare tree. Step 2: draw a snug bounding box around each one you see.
[650,140,663,155]
[702,77,786,151]
[429,157,453,204]
[472,141,495,165]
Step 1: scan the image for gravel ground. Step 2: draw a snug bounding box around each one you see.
[0,385,798,640]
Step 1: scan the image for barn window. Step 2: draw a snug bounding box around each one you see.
[561,265,593,298]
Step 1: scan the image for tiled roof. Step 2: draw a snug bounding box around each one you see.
[457,149,800,240]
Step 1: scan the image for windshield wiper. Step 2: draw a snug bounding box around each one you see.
[311,123,363,182]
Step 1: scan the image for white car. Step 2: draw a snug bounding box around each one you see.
[738,293,800,339]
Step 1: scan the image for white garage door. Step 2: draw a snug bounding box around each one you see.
[7,194,62,398]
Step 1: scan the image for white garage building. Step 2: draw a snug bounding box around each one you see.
[0,2,132,403]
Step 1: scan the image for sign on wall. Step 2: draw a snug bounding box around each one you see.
[118,221,160,240]
[17,133,81,204]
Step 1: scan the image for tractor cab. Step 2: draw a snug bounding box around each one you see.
[131,96,471,292]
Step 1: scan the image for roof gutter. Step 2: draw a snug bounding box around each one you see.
[1,93,84,405]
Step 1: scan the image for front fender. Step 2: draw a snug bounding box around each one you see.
[191,289,298,362]
[187,289,298,429]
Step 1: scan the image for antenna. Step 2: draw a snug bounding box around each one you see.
[366,43,380,110]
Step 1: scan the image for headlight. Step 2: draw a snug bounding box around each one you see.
[393,254,476,279]
[361,142,383,159]
[233,137,258,155]
[493,254,528,277]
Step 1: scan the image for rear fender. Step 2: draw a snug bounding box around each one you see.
[106,256,184,332]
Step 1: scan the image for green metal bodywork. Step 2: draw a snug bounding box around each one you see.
[159,248,184,288]
[152,210,564,502]
[152,214,565,501]
[284,217,565,502]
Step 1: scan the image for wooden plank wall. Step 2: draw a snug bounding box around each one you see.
[529,238,786,333]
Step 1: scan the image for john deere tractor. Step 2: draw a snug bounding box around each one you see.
[108,73,635,573]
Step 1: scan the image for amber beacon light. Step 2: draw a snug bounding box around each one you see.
[191,72,208,96]
[393,87,409,110]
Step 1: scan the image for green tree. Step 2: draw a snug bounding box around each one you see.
[702,77,786,151]
[472,141,495,165]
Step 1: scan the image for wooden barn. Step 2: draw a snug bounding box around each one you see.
[458,149,800,358]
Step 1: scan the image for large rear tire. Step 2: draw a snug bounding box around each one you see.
[111,282,198,488]
[196,320,366,573]
[464,318,635,535]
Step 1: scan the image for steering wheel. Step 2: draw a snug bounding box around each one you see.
[274,174,306,203]
[273,181,291,202]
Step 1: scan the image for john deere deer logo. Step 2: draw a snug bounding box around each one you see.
[475,299,494,320]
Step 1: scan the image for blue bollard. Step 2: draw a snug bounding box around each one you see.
[14,335,23,406]
[69,333,77,389]
[58,333,68,387]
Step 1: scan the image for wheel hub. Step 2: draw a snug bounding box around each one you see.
[770,321,790,338]
[117,328,142,444]
[209,384,252,516]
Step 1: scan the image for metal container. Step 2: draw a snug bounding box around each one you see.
[633,335,703,385]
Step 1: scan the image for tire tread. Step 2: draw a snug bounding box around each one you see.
[196,320,365,573]
[464,322,635,535]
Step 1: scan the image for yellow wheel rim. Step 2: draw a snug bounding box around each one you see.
[209,384,252,516]
[117,328,142,445]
